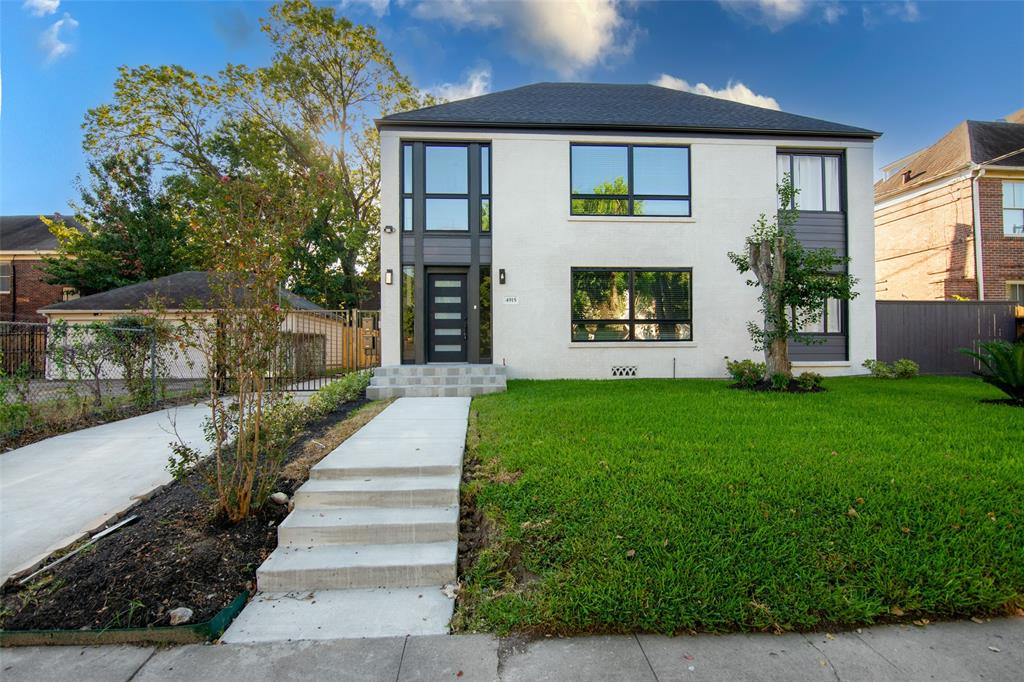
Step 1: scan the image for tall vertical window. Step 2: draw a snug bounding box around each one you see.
[401,266,415,363]
[401,144,413,231]
[0,263,11,294]
[570,144,690,217]
[479,267,492,360]
[1003,181,1024,236]
[792,298,843,334]
[480,146,491,232]
[571,268,692,341]
[777,152,842,212]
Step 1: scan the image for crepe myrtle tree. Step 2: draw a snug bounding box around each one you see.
[728,176,857,378]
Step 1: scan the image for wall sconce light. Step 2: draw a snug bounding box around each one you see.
[383,224,395,234]
[498,268,506,285]
[384,269,393,285]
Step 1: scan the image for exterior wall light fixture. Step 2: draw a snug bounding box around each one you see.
[385,269,393,285]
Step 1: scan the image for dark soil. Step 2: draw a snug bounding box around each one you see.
[728,380,825,393]
[0,398,367,632]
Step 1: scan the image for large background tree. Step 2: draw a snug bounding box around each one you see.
[728,177,857,377]
[42,153,198,296]
[71,0,432,307]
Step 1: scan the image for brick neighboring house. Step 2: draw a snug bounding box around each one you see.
[874,110,1024,302]
[0,215,82,322]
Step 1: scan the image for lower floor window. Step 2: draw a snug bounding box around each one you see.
[571,268,692,342]
[1007,282,1024,304]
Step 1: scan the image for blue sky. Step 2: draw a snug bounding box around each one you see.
[2,0,1022,215]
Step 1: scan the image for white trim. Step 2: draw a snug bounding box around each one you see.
[568,342,698,349]
[567,215,696,224]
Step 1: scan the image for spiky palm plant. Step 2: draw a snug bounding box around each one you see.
[960,340,1024,404]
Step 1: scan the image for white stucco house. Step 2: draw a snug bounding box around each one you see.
[370,82,879,396]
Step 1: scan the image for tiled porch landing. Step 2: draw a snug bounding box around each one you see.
[366,364,507,399]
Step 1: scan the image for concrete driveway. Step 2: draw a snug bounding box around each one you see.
[0,403,210,582]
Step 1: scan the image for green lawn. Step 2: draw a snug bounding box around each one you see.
[456,376,1023,635]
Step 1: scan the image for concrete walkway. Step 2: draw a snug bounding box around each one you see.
[0,404,209,581]
[2,618,1021,681]
[222,397,469,642]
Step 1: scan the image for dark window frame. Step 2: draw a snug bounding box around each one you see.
[790,297,846,337]
[570,267,693,342]
[400,143,413,232]
[569,143,692,217]
[776,150,845,214]
[401,141,492,234]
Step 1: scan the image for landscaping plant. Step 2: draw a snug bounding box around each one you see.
[725,358,765,388]
[796,371,824,391]
[863,358,919,379]
[960,340,1024,404]
[728,177,857,378]
[0,357,31,439]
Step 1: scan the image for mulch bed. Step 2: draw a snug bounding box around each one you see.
[728,381,825,393]
[0,398,367,632]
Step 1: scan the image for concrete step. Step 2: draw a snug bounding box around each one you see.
[220,587,456,642]
[367,384,505,399]
[311,437,464,479]
[278,507,458,546]
[374,364,506,379]
[256,542,457,591]
[370,375,507,387]
[293,475,460,509]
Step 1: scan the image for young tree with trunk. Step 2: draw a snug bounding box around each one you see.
[728,177,857,378]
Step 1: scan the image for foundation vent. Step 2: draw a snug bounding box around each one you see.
[611,365,638,377]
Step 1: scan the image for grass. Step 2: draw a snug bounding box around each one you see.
[455,376,1023,635]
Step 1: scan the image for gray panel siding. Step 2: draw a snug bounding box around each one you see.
[793,212,845,259]
[404,235,491,265]
[789,336,846,361]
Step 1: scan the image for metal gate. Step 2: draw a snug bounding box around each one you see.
[278,309,380,390]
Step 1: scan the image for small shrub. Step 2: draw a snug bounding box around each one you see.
[864,358,918,379]
[891,359,920,379]
[796,371,824,391]
[862,359,893,378]
[0,359,31,439]
[770,372,790,391]
[725,359,765,388]
[960,340,1024,403]
[308,370,371,418]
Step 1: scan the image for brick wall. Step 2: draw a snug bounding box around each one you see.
[0,259,66,322]
[874,177,978,300]
[977,177,1024,300]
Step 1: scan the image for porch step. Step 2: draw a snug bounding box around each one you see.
[367,384,504,399]
[256,541,457,591]
[374,364,506,378]
[278,507,458,546]
[293,476,460,509]
[370,375,507,387]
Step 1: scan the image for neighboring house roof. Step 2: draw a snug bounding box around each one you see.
[40,271,324,313]
[875,119,1024,200]
[0,214,83,253]
[377,82,880,139]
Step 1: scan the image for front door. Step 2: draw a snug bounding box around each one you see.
[427,273,468,363]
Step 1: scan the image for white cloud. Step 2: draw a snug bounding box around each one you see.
[862,1,921,27]
[23,0,60,17]
[40,12,78,63]
[430,65,492,101]
[651,74,781,111]
[822,1,846,24]
[717,0,810,31]
[341,0,391,18]
[413,0,637,76]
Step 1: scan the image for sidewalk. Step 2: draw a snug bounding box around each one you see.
[1,618,1020,681]
[0,403,209,581]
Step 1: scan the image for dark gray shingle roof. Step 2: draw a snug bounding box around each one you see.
[378,82,879,138]
[41,271,324,313]
[1,215,83,252]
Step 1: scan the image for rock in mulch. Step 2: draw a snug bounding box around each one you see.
[168,607,194,625]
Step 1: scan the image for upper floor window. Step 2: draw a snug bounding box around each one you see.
[777,152,842,212]
[1003,181,1024,236]
[570,144,691,217]
[401,142,491,233]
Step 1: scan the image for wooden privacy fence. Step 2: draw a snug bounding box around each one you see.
[279,309,380,389]
[876,301,1022,375]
